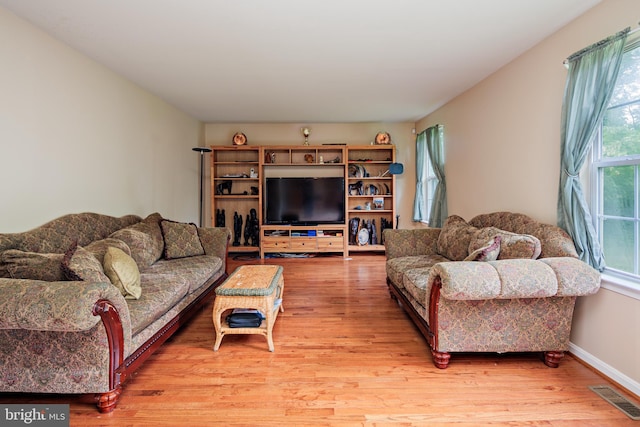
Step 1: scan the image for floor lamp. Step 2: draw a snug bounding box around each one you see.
[192,147,212,227]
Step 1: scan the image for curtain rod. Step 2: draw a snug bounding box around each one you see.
[563,24,637,67]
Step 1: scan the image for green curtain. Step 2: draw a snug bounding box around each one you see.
[427,125,447,227]
[558,28,629,271]
[412,130,428,222]
[413,125,447,226]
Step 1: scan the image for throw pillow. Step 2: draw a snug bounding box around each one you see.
[109,228,158,270]
[469,227,542,260]
[62,242,111,283]
[436,215,479,261]
[160,220,205,259]
[85,238,132,264]
[1,250,65,281]
[103,246,142,299]
[464,236,501,261]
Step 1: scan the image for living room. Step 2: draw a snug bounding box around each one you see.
[1,0,639,424]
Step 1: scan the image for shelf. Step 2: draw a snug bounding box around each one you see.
[214,195,259,199]
[348,244,385,251]
[214,177,259,181]
[228,245,260,253]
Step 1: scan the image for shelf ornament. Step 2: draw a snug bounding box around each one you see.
[374,131,391,145]
[232,132,247,146]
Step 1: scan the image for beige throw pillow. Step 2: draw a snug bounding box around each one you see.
[103,246,142,299]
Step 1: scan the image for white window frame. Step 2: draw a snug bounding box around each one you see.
[590,35,640,297]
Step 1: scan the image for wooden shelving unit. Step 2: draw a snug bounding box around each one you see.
[345,145,396,253]
[210,146,261,253]
[211,144,395,257]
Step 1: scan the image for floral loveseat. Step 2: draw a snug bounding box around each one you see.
[0,212,230,412]
[383,212,600,369]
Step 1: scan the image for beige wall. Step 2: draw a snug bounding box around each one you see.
[416,0,640,392]
[204,122,416,229]
[0,7,203,232]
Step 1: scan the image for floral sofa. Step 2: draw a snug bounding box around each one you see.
[383,212,600,369]
[0,212,230,412]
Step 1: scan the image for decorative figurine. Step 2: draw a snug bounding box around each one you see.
[370,219,378,245]
[232,212,242,246]
[216,180,232,195]
[380,217,391,244]
[349,217,360,245]
[215,209,225,227]
[243,213,251,246]
[249,208,260,246]
[302,127,311,145]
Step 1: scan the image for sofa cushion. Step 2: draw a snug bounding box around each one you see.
[436,215,478,261]
[103,247,142,299]
[464,236,501,261]
[1,250,65,281]
[469,227,541,260]
[62,243,111,283]
[85,238,131,264]
[144,255,223,293]
[109,213,164,269]
[160,220,205,260]
[402,266,434,307]
[386,253,448,290]
[126,273,191,336]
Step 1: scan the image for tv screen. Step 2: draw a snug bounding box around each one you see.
[264,177,345,225]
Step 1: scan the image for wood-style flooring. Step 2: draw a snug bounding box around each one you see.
[2,253,638,426]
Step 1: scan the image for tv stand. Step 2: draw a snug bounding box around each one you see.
[260,224,347,258]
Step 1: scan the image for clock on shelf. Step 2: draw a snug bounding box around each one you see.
[375,132,391,145]
[232,132,247,146]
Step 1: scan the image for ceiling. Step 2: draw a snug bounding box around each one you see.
[1,0,601,123]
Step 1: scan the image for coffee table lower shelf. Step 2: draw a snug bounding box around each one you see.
[212,265,284,352]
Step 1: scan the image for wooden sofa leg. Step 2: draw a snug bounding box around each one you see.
[431,349,451,369]
[543,351,564,368]
[96,386,121,413]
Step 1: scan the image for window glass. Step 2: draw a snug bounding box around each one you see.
[594,39,640,279]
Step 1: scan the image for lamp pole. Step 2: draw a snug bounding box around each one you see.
[192,147,212,227]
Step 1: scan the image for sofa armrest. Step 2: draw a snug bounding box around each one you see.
[198,227,231,258]
[539,257,601,296]
[0,278,131,334]
[431,257,600,300]
[383,228,441,259]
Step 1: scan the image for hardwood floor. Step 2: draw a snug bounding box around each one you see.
[2,254,638,426]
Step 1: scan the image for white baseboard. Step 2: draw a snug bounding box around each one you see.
[569,342,640,397]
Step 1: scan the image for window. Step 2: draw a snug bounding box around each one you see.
[416,152,436,223]
[592,36,640,281]
[413,125,444,225]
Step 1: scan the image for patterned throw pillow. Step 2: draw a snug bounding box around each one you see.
[103,246,141,299]
[62,242,111,283]
[469,227,541,259]
[85,237,131,264]
[160,220,205,259]
[436,215,479,261]
[1,250,65,281]
[464,236,501,261]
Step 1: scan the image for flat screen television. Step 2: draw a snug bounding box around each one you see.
[264,177,345,225]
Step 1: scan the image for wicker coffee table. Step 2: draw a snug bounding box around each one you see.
[212,265,284,352]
